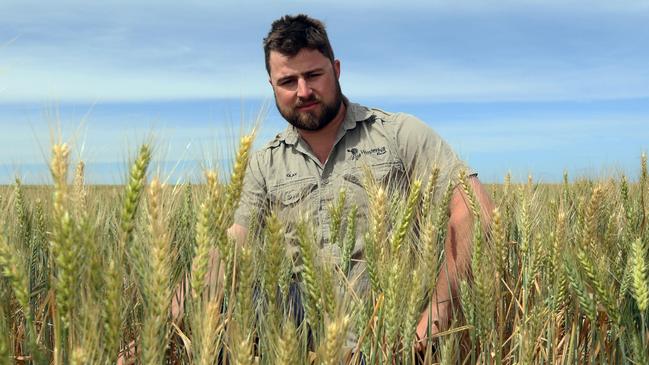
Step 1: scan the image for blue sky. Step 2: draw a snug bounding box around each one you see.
[1,0,648,184]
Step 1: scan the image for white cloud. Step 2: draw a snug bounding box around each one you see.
[436,117,649,154]
[1,0,647,102]
[0,63,271,102]
[343,62,649,102]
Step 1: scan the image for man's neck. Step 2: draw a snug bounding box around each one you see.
[297,102,347,164]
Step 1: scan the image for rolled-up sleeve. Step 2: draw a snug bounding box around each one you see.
[391,113,474,198]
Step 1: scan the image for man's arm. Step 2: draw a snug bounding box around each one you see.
[170,151,261,323]
[416,175,494,346]
[118,224,249,364]
[228,223,249,246]
[170,223,248,321]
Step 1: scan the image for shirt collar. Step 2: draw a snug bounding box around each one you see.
[277,96,374,146]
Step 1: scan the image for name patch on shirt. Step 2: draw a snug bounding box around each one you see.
[347,146,387,161]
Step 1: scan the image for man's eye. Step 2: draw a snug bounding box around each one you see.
[306,72,322,79]
[279,79,296,87]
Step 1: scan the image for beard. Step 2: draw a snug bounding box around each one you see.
[275,79,343,131]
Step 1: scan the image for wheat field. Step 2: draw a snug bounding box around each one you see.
[0,134,648,364]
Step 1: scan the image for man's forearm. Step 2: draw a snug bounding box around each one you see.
[417,177,494,342]
[439,177,493,300]
[170,224,247,324]
[427,190,473,329]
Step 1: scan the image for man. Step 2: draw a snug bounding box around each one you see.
[230,13,494,349]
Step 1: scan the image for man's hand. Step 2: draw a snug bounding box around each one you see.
[119,224,249,364]
[415,298,449,351]
[415,176,493,351]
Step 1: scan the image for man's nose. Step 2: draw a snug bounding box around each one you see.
[296,77,312,99]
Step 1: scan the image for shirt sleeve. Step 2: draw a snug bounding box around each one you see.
[233,150,268,229]
[390,113,474,199]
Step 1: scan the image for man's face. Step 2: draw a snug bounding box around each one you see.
[268,48,343,131]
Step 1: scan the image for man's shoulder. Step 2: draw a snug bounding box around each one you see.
[349,102,394,121]
[349,102,423,127]
[352,104,430,141]
[353,103,447,151]
[255,128,296,153]
[246,131,296,170]
[261,133,284,150]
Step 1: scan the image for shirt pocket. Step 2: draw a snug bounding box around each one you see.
[268,177,319,223]
[338,160,406,239]
[341,160,405,190]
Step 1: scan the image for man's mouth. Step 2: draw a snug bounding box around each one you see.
[296,101,319,111]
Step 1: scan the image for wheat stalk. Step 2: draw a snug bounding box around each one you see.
[192,171,220,300]
[0,233,30,318]
[0,304,10,365]
[341,205,358,276]
[119,144,151,250]
[13,178,30,250]
[630,237,648,312]
[72,161,87,219]
[319,315,350,365]
[141,177,172,365]
[263,212,285,303]
[235,243,255,336]
[368,182,388,260]
[194,295,224,365]
[420,166,440,220]
[564,258,597,322]
[276,321,299,365]
[390,179,421,253]
[225,133,254,217]
[575,248,619,323]
[101,256,122,363]
[328,188,346,248]
[297,217,322,326]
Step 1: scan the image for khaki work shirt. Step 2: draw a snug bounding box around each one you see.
[234,99,471,281]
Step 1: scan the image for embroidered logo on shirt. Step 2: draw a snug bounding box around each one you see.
[347,146,386,161]
[286,171,297,178]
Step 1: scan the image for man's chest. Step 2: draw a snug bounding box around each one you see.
[264,124,407,240]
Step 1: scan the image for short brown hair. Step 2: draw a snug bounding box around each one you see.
[263,14,335,74]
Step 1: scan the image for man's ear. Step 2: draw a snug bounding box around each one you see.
[333,59,341,79]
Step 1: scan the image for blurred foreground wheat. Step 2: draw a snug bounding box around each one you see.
[0,135,648,364]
